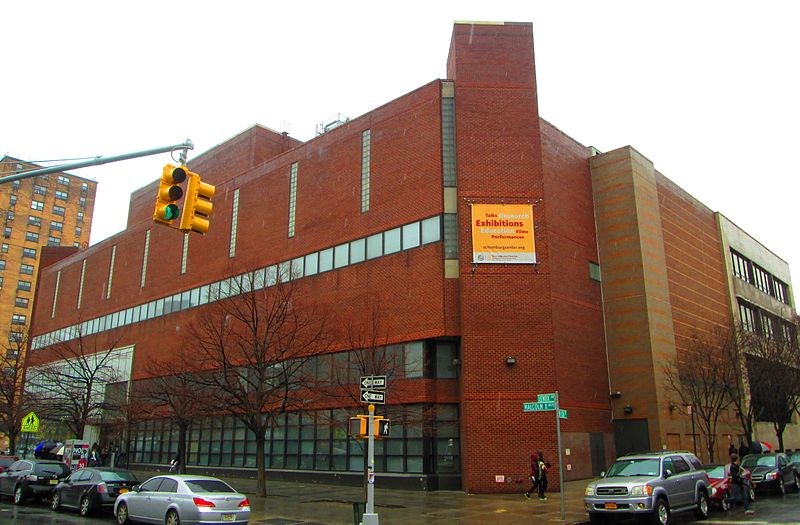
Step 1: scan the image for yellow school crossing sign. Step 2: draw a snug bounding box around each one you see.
[21,411,40,433]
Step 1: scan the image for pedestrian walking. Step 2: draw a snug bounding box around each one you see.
[537,451,550,500]
[169,452,180,473]
[523,452,539,499]
[724,452,754,515]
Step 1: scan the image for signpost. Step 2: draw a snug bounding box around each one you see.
[360,377,386,525]
[522,392,566,521]
[20,411,39,459]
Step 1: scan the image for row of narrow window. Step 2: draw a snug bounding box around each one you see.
[730,249,791,305]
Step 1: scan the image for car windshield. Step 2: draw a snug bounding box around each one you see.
[606,458,661,477]
[742,455,775,468]
[704,465,725,478]
[185,479,236,493]
[100,471,138,482]
[35,463,70,476]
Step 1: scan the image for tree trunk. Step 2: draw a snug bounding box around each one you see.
[256,434,267,498]
[178,423,188,474]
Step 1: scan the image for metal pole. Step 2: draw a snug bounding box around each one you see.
[691,407,697,455]
[556,391,565,522]
[362,403,379,525]
[0,140,194,184]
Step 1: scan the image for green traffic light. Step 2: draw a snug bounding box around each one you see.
[164,204,180,220]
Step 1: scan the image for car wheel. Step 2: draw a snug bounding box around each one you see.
[749,485,755,502]
[694,491,709,519]
[166,509,180,525]
[13,485,25,505]
[720,490,730,511]
[778,477,786,495]
[651,497,670,525]
[51,490,61,511]
[79,495,92,517]
[116,502,130,525]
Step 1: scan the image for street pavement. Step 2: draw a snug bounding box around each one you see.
[132,468,591,524]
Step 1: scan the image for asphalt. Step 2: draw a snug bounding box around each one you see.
[131,468,592,524]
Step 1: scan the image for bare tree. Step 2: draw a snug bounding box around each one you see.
[189,270,330,497]
[664,328,737,462]
[0,327,31,454]
[723,318,800,452]
[25,328,126,439]
[140,345,215,473]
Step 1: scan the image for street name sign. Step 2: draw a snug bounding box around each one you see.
[558,409,568,419]
[523,401,556,412]
[537,393,556,403]
[360,375,387,389]
[361,390,386,404]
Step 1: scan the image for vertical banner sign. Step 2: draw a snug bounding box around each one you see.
[471,203,536,264]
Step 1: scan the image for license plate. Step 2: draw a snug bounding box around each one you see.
[119,488,128,494]
[604,502,618,510]
[49,479,58,485]
[222,514,235,522]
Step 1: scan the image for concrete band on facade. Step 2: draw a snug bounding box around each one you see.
[26,21,797,493]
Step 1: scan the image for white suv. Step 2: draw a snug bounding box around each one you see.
[584,451,710,525]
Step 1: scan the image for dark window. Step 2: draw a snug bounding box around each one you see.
[52,205,66,217]
[55,190,68,200]
[15,297,29,308]
[27,216,41,228]
[19,264,34,275]
[731,250,750,282]
[25,231,39,243]
[17,280,31,292]
[22,247,36,259]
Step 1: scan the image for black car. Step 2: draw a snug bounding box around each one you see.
[787,451,800,475]
[741,452,800,495]
[0,459,71,504]
[52,467,139,516]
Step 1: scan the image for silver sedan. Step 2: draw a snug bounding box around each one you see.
[114,474,250,525]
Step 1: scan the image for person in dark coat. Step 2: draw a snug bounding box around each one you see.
[738,440,750,458]
[524,452,539,499]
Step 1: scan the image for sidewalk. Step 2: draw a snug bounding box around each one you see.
[132,468,591,524]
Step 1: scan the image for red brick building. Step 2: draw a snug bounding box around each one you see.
[27,22,796,493]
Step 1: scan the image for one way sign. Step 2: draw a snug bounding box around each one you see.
[361,390,386,404]
[360,375,387,389]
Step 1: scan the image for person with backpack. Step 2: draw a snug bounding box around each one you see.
[724,452,754,515]
[523,452,539,499]
[537,451,550,500]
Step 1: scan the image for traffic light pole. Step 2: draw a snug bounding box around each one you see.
[362,403,379,525]
[0,140,194,184]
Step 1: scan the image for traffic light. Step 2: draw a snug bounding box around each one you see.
[153,164,188,225]
[349,416,368,438]
[179,170,215,234]
[375,418,391,438]
[349,415,390,439]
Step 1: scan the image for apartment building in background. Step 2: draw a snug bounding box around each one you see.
[25,22,796,493]
[0,157,97,360]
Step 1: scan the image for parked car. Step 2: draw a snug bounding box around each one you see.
[0,455,19,473]
[52,466,139,516]
[584,450,710,525]
[0,458,71,504]
[787,450,800,474]
[114,474,250,525]
[741,452,800,495]
[702,464,754,510]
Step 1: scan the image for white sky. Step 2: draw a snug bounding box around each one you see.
[2,1,799,305]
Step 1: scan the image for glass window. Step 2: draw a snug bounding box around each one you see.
[319,248,333,273]
[278,261,291,282]
[350,238,365,264]
[11,314,26,325]
[31,200,44,211]
[435,343,458,378]
[402,223,421,250]
[25,231,39,242]
[421,216,441,244]
[366,233,382,260]
[57,175,70,186]
[19,263,34,275]
[33,185,47,195]
[50,220,63,231]
[291,257,304,279]
[27,216,41,228]
[22,247,36,258]
[53,205,66,216]
[17,280,31,292]
[405,342,424,378]
[55,190,68,200]
[334,243,349,269]
[384,228,401,254]
[304,253,319,276]
[265,265,277,286]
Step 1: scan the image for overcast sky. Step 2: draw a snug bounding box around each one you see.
[2,1,798,304]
